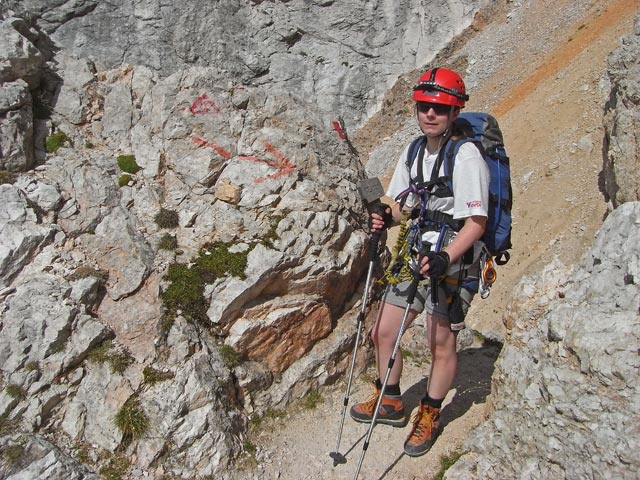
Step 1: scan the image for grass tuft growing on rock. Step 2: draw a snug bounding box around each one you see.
[24,361,40,372]
[261,213,286,248]
[1,443,25,467]
[158,233,178,251]
[302,390,323,410]
[154,208,179,229]
[142,366,174,385]
[99,453,130,480]
[87,340,134,374]
[114,398,149,440]
[45,130,72,153]
[0,415,18,436]
[66,265,109,283]
[433,451,465,480]
[0,170,17,185]
[218,344,241,368]
[5,384,27,400]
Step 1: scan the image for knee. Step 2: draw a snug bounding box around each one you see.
[430,343,457,363]
[370,323,396,348]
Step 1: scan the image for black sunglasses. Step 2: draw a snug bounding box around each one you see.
[416,102,451,115]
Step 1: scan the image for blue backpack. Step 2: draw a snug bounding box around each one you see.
[405,111,512,265]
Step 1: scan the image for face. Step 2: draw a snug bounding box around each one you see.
[415,102,458,137]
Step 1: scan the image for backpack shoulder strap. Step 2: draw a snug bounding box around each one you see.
[405,136,427,183]
[405,136,426,171]
[439,138,476,191]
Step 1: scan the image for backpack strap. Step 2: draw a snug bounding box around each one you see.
[405,136,426,174]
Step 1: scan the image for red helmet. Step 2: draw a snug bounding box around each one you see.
[412,68,469,107]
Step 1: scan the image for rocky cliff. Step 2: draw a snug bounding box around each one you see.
[0,1,486,478]
[0,1,638,480]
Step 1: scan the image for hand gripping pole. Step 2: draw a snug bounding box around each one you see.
[330,230,382,466]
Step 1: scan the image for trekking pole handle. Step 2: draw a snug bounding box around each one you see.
[431,225,449,306]
[368,230,382,262]
[431,274,439,306]
[406,244,430,304]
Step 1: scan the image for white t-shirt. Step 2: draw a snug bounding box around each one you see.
[386,139,490,272]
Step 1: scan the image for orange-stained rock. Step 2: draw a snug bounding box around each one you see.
[226,296,333,374]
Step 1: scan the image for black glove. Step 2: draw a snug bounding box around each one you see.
[424,250,450,278]
[369,203,393,231]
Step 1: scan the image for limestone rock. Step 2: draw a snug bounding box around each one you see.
[0,274,111,386]
[79,206,155,301]
[45,152,120,234]
[601,16,640,206]
[52,52,97,125]
[0,79,34,171]
[0,435,98,480]
[215,179,242,204]
[0,184,56,288]
[0,18,43,88]
[446,203,640,480]
[3,0,485,126]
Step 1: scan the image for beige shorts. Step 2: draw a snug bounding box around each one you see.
[382,276,476,330]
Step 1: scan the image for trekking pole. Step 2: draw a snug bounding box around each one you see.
[330,230,382,466]
[352,245,428,480]
[430,225,448,306]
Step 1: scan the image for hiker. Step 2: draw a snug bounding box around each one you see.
[350,67,490,457]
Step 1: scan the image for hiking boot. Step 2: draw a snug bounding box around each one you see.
[403,403,443,457]
[349,384,406,427]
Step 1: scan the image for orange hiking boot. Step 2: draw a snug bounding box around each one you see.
[350,383,406,427]
[403,403,443,457]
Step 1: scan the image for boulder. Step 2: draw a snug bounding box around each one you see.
[446,202,640,480]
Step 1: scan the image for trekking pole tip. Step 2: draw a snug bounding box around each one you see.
[329,451,347,465]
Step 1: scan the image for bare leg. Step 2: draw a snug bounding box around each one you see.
[370,303,418,386]
[425,313,458,399]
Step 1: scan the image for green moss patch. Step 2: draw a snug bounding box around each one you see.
[118,174,133,187]
[160,242,252,331]
[161,262,208,326]
[45,130,72,153]
[195,242,250,281]
[116,155,141,174]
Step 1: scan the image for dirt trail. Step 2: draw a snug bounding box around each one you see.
[235,2,637,479]
[492,0,638,118]
[469,0,636,337]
